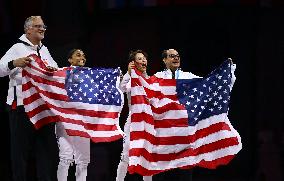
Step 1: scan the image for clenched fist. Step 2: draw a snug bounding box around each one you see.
[13,57,32,68]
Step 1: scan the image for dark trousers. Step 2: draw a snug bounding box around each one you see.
[8,106,59,181]
[153,168,193,181]
[87,140,122,181]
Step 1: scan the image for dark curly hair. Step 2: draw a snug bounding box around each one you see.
[128,50,148,62]
[67,49,84,59]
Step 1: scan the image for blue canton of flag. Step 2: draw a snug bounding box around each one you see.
[65,67,122,106]
[177,60,232,126]
[128,59,241,175]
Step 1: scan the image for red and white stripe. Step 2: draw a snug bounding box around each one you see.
[22,54,123,142]
[128,69,242,176]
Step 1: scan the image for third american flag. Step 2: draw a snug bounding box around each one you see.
[128,60,242,176]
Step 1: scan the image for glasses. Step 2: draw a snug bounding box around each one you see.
[168,54,180,59]
[32,24,47,29]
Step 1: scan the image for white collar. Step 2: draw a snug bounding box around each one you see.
[19,34,42,47]
[164,68,181,74]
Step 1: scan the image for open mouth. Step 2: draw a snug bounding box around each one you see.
[79,60,86,64]
[38,31,45,36]
[141,63,147,68]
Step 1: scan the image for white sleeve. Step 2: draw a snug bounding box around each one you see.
[230,64,237,90]
[154,71,163,78]
[119,73,131,93]
[0,45,20,77]
[180,71,202,79]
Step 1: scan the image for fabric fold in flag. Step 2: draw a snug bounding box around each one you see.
[22,54,124,143]
[128,60,242,176]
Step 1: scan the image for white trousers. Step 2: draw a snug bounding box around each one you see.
[56,122,90,181]
[115,117,152,181]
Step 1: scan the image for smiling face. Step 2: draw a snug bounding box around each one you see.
[163,49,180,71]
[68,49,86,67]
[25,16,46,45]
[134,52,147,73]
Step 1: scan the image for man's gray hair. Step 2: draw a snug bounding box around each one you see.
[24,16,42,32]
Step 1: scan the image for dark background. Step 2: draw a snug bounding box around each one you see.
[0,0,283,181]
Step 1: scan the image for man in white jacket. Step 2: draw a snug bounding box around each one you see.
[153,49,236,181]
[0,16,59,181]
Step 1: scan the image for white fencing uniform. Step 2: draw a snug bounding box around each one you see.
[116,73,152,181]
[56,122,90,181]
[56,66,90,181]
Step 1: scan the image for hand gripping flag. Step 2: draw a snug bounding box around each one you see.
[22,54,123,142]
[128,60,242,176]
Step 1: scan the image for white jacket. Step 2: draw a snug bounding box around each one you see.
[0,34,58,106]
[155,68,202,79]
[154,65,236,88]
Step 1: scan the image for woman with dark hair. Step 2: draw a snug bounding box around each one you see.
[115,50,152,181]
[56,49,90,181]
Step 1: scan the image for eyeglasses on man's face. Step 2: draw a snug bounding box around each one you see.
[168,54,180,59]
[32,24,47,30]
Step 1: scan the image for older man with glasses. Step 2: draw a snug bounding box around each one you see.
[152,48,201,181]
[0,16,59,181]
[155,48,202,80]
[153,48,236,181]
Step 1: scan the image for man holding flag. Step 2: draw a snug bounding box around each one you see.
[128,49,241,181]
[0,16,59,181]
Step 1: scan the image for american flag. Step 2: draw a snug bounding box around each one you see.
[128,60,242,176]
[22,54,124,142]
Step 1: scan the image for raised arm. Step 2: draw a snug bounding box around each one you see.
[119,61,136,93]
[228,58,237,89]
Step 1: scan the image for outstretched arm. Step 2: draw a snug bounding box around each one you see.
[0,45,32,77]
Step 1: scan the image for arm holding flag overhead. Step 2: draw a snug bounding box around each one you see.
[228,59,237,90]
[120,73,131,93]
